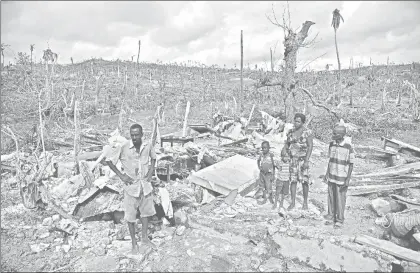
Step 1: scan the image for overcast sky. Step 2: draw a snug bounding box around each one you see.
[2,1,420,71]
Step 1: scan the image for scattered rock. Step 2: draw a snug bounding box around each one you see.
[174,210,188,226]
[82,241,90,249]
[52,215,60,222]
[176,226,186,236]
[250,257,261,269]
[288,210,302,219]
[267,226,278,236]
[115,225,126,240]
[278,227,288,233]
[368,227,375,233]
[92,245,106,256]
[39,232,50,239]
[186,249,194,257]
[259,257,284,272]
[286,229,297,237]
[62,244,71,253]
[101,237,111,245]
[120,258,129,265]
[30,243,50,253]
[16,232,25,239]
[42,217,53,226]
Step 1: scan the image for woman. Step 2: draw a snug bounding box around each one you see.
[281,113,313,211]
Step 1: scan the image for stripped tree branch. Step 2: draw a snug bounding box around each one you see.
[299,87,340,120]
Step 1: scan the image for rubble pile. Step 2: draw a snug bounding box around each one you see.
[1,108,420,272]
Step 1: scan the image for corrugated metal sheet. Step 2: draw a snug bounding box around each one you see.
[188,155,259,196]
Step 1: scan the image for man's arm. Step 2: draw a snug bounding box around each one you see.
[104,160,133,185]
[102,144,133,185]
[344,163,354,186]
[304,135,314,169]
[344,144,355,186]
[323,144,332,183]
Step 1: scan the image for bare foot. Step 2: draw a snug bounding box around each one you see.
[272,203,277,210]
[302,203,309,210]
[131,244,140,254]
[141,238,157,250]
[287,204,295,211]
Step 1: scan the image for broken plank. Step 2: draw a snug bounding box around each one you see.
[220,138,248,147]
[353,162,420,178]
[355,234,420,264]
[207,145,255,155]
[390,194,420,206]
[349,181,420,196]
[381,137,420,157]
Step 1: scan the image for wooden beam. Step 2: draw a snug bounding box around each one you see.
[348,181,420,196]
[355,234,420,264]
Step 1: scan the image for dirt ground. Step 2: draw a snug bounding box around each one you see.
[1,110,419,272]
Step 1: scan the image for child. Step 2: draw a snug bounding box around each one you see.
[272,155,290,209]
[323,125,354,228]
[257,141,276,205]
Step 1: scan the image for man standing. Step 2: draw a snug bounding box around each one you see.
[323,125,354,228]
[105,124,157,253]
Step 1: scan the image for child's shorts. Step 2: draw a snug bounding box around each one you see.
[276,179,290,195]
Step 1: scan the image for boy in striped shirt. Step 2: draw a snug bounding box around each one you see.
[323,125,354,228]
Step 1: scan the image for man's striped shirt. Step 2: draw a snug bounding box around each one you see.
[327,140,355,185]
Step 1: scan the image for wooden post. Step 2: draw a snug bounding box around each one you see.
[74,101,80,175]
[270,48,274,73]
[137,40,141,70]
[240,30,244,112]
[182,101,191,137]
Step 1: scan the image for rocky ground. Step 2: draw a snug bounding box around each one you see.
[2,109,420,272]
[3,149,419,272]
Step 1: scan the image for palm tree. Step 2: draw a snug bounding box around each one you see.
[30,44,35,70]
[331,9,344,104]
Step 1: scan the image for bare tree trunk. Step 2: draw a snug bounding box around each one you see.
[137,40,141,70]
[240,30,243,113]
[74,100,80,175]
[118,72,128,133]
[334,29,342,105]
[270,48,274,73]
[381,85,387,111]
[94,75,102,112]
[283,21,315,121]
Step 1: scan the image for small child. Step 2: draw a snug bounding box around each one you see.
[257,141,276,205]
[272,155,290,209]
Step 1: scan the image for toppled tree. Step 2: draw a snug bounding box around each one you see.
[257,4,316,120]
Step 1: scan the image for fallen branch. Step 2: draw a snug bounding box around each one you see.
[52,256,82,272]
[299,87,340,120]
